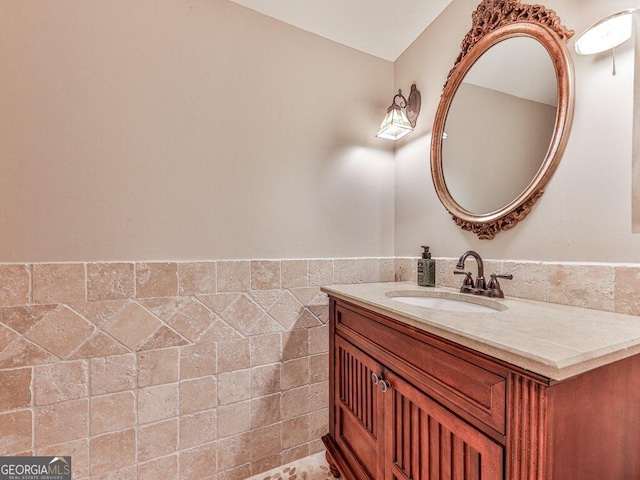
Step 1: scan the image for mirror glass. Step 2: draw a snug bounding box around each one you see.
[442,37,557,215]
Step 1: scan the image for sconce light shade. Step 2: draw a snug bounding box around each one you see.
[376,84,421,141]
[376,103,413,140]
[575,9,636,55]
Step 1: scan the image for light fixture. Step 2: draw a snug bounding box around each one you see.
[376,84,421,141]
[575,9,637,74]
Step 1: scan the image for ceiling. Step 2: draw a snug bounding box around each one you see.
[227,0,453,61]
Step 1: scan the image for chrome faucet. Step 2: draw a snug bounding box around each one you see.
[454,250,512,298]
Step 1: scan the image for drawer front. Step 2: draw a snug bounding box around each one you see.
[335,302,506,434]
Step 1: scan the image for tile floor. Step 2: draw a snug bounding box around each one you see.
[244,452,335,480]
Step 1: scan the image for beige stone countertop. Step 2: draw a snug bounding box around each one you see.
[321,281,640,381]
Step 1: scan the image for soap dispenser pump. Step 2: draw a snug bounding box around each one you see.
[417,246,436,287]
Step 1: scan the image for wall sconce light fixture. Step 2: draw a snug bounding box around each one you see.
[575,9,637,75]
[376,84,421,141]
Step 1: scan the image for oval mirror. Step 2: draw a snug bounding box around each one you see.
[431,0,575,239]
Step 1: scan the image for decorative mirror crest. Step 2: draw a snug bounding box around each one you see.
[431,0,574,239]
[454,0,574,71]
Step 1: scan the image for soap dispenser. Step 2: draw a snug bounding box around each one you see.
[417,246,436,287]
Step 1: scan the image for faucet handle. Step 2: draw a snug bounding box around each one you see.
[454,270,474,291]
[454,269,472,279]
[487,274,512,298]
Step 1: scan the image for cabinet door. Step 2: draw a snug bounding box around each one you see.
[383,370,503,480]
[334,335,384,480]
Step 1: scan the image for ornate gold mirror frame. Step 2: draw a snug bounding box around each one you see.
[431,0,575,239]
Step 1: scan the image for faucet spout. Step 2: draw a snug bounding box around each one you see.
[456,250,486,291]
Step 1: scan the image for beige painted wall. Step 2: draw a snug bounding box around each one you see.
[633,12,640,233]
[394,0,640,262]
[0,0,394,262]
[6,0,640,264]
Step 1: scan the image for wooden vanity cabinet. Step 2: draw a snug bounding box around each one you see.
[322,298,640,480]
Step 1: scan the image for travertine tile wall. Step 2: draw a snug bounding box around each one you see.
[0,258,395,480]
[396,258,640,316]
[2,256,638,480]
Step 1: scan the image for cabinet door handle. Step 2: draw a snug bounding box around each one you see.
[379,380,391,393]
[371,373,382,385]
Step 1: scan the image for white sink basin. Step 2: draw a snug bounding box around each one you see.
[387,291,505,313]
